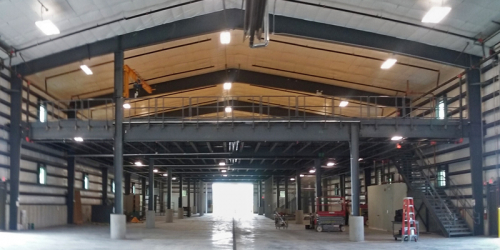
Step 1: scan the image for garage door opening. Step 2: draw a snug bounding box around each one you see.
[212,183,253,217]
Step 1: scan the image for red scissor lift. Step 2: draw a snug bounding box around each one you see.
[306,196,347,232]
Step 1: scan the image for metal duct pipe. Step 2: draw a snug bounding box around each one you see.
[244,0,270,48]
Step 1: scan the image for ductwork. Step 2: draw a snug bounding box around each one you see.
[243,0,269,48]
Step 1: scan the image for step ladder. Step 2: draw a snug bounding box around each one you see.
[402,197,418,242]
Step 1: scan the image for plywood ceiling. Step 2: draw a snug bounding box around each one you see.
[26,30,463,100]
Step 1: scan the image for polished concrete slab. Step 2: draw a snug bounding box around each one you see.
[1,214,499,250]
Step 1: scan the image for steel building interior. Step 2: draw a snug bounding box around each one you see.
[1,0,500,249]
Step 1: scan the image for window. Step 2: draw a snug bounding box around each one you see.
[437,99,445,119]
[376,169,382,185]
[111,179,115,193]
[132,185,136,194]
[37,164,47,184]
[280,191,285,197]
[182,190,186,197]
[83,173,89,190]
[39,103,47,122]
[437,166,448,187]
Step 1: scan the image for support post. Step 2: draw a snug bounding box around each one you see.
[8,74,22,231]
[340,174,346,197]
[187,179,191,217]
[315,159,321,211]
[101,168,108,205]
[204,182,208,213]
[141,177,146,217]
[124,172,131,195]
[276,177,280,211]
[296,171,303,224]
[165,169,173,222]
[258,181,264,215]
[349,123,363,241]
[193,180,196,214]
[146,160,155,228]
[199,181,204,216]
[67,157,75,224]
[467,65,484,235]
[284,177,289,212]
[178,175,184,219]
[364,168,372,204]
[110,46,126,239]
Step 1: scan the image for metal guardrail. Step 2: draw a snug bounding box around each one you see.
[39,95,466,124]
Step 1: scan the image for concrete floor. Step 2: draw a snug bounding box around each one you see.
[1,214,499,250]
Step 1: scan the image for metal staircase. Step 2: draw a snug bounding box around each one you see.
[392,145,473,237]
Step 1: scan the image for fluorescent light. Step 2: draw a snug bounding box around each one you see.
[309,169,316,173]
[221,169,227,173]
[219,162,226,166]
[391,135,403,141]
[134,161,143,166]
[172,177,177,180]
[35,20,60,35]
[381,58,397,69]
[223,82,232,90]
[422,7,451,23]
[153,169,158,173]
[300,174,305,177]
[80,65,93,75]
[74,137,83,142]
[123,103,131,109]
[339,101,349,107]
[225,106,232,113]
[327,162,335,167]
[359,158,363,161]
[223,174,228,177]
[290,178,295,181]
[220,31,231,44]
[163,173,168,177]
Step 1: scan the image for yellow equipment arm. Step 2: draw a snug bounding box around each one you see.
[123,65,153,98]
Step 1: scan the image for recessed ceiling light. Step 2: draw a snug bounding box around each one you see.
[80,65,93,75]
[339,101,349,107]
[172,177,177,180]
[74,137,83,142]
[134,161,143,166]
[220,31,231,44]
[223,82,232,90]
[153,169,158,173]
[290,178,295,181]
[300,174,305,177]
[422,7,451,23]
[35,20,60,35]
[223,174,228,177]
[225,106,232,113]
[327,162,335,167]
[309,169,316,173]
[391,135,403,141]
[221,169,227,173]
[359,158,363,161]
[219,162,226,166]
[163,173,168,176]
[123,103,131,109]
[381,58,397,69]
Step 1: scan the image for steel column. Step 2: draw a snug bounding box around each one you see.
[296,171,302,211]
[179,175,183,209]
[102,168,108,205]
[159,181,163,212]
[364,168,372,204]
[124,173,131,195]
[167,169,172,209]
[113,48,124,214]
[141,177,146,215]
[187,179,191,217]
[8,74,22,230]
[193,181,197,208]
[467,66,484,235]
[340,175,346,197]
[148,160,154,211]
[350,123,360,216]
[284,177,289,209]
[199,181,204,215]
[315,159,322,211]
[276,177,280,209]
[67,156,75,224]
[259,181,263,208]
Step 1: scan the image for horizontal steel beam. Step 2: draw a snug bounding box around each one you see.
[17,9,478,76]
[30,119,465,142]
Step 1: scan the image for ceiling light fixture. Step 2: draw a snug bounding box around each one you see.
[220,31,231,44]
[381,58,397,69]
[290,178,295,181]
[223,82,232,90]
[359,158,363,161]
[327,162,335,167]
[309,169,316,173]
[300,174,305,177]
[134,161,144,166]
[391,135,403,141]
[219,162,226,166]
[422,7,452,23]
[80,65,93,75]
[223,174,228,177]
[172,177,177,180]
[123,103,131,109]
[339,101,349,107]
[162,173,168,177]
[153,169,158,173]
[221,169,227,173]
[74,137,83,142]
[36,20,60,36]
[225,106,232,113]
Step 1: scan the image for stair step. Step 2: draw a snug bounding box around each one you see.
[448,232,473,237]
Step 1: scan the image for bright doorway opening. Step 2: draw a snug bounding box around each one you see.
[212,183,253,217]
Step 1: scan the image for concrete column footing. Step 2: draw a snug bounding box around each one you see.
[146,210,155,228]
[165,209,173,223]
[178,209,184,219]
[295,210,304,224]
[110,214,126,239]
[349,216,364,242]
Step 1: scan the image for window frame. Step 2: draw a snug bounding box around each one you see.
[37,163,47,185]
[376,168,382,185]
[83,173,89,190]
[39,102,47,122]
[436,96,447,120]
[436,165,448,188]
